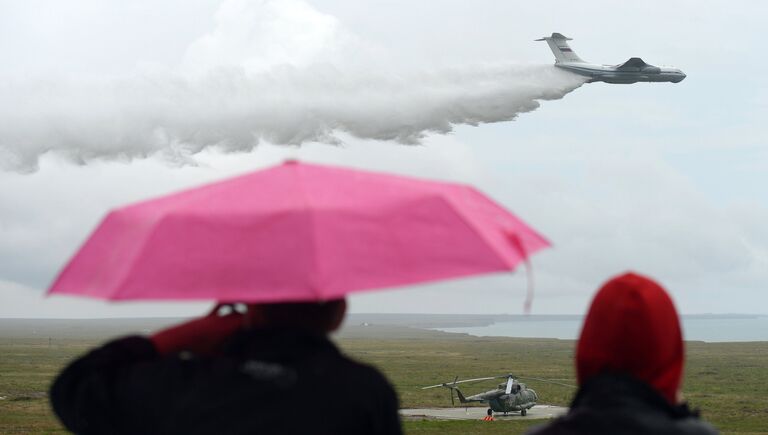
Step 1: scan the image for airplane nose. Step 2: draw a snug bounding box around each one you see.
[674,72,686,83]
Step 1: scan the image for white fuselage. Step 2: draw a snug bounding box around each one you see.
[555,62,686,84]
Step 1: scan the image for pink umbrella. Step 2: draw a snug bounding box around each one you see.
[48,161,549,303]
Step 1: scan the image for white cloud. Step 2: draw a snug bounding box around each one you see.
[184,0,353,75]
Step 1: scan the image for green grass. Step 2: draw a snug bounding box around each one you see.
[340,330,768,434]
[1,330,767,434]
[0,338,91,434]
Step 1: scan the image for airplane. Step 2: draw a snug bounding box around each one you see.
[423,374,538,417]
[536,33,686,84]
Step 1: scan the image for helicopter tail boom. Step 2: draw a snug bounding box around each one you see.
[452,386,469,404]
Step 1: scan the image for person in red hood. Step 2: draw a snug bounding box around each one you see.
[528,272,718,435]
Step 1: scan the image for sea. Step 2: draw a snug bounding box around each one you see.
[432,315,768,343]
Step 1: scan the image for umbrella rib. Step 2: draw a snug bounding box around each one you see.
[440,193,519,271]
[111,214,166,300]
[294,164,323,300]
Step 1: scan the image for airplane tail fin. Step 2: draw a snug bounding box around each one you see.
[535,33,584,63]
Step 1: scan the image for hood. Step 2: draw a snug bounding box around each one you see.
[576,272,684,404]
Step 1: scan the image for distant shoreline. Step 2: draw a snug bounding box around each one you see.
[1,314,765,342]
[429,314,768,343]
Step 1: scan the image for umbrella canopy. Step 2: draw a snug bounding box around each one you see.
[48,161,550,303]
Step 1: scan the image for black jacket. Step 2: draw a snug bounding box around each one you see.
[527,374,718,435]
[51,329,402,435]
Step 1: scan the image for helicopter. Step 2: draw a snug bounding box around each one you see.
[422,374,566,417]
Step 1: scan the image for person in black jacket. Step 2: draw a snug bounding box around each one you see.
[50,299,402,435]
[527,272,718,435]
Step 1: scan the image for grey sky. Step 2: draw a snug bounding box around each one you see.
[0,0,765,317]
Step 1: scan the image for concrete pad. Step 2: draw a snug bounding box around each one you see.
[400,404,567,421]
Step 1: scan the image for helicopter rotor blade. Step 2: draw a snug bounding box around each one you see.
[517,376,576,388]
[456,376,498,384]
[505,377,514,395]
[421,376,497,390]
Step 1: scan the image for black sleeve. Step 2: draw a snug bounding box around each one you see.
[375,381,403,435]
[49,335,159,434]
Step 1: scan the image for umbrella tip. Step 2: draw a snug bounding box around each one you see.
[284,159,300,165]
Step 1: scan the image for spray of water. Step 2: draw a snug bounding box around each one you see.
[0,0,586,172]
[0,64,585,172]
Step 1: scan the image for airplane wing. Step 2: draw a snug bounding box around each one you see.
[616,57,649,70]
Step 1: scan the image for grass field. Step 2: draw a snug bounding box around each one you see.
[1,324,767,434]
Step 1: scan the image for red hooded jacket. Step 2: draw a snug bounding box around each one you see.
[576,272,684,404]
